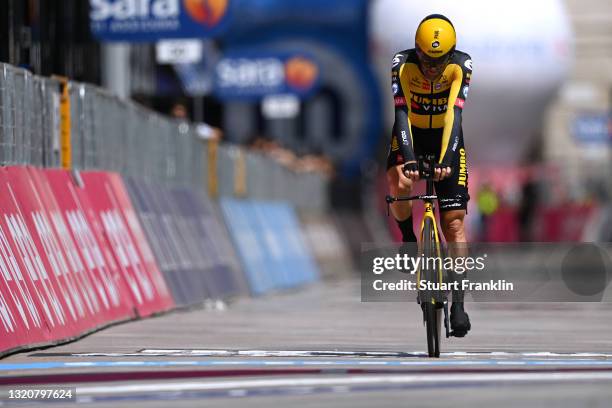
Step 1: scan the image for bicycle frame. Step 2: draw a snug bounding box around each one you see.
[420,178,444,290]
[385,155,451,348]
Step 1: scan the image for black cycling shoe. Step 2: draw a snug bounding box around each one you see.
[450,302,471,337]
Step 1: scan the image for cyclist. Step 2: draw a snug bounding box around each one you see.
[386,14,472,337]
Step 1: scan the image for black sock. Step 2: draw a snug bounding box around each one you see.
[452,290,465,304]
[396,217,417,243]
[449,270,465,303]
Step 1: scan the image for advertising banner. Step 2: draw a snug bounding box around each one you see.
[106,174,174,305]
[129,181,199,305]
[175,188,246,298]
[213,52,320,100]
[126,179,247,305]
[42,169,136,323]
[90,0,233,41]
[220,199,319,296]
[25,168,111,332]
[124,181,182,303]
[0,168,54,353]
[80,172,174,316]
[4,167,80,342]
[572,114,611,145]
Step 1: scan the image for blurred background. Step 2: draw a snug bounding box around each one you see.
[0,0,610,249]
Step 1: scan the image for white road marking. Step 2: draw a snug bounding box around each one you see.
[70,349,612,359]
[76,371,612,396]
[6,359,612,371]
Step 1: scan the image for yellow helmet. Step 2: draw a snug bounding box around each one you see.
[415,14,456,58]
[415,14,456,80]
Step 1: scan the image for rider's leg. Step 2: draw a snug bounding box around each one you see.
[387,165,417,242]
[441,210,468,255]
[441,209,468,299]
[441,209,471,336]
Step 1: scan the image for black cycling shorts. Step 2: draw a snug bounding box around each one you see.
[386,128,469,212]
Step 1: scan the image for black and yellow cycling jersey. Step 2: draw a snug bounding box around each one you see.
[387,48,472,212]
[389,48,472,167]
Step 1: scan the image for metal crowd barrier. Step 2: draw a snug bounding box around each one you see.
[0,64,60,167]
[0,62,328,211]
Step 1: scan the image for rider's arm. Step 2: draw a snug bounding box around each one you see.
[439,54,472,167]
[391,53,416,165]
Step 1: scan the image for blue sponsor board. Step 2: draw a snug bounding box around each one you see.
[572,114,611,144]
[220,199,319,296]
[90,0,233,41]
[213,52,321,100]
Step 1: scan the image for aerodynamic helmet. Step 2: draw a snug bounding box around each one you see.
[415,14,456,80]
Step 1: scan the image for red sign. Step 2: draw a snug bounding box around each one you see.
[42,169,136,324]
[80,172,173,316]
[0,167,175,356]
[0,171,51,352]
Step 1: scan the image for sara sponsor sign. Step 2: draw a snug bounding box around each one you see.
[214,52,320,100]
[90,0,232,41]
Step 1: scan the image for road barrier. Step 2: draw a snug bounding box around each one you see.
[220,199,319,296]
[0,168,174,356]
[79,172,174,316]
[0,63,328,212]
[298,213,354,280]
[125,179,247,306]
[0,62,339,357]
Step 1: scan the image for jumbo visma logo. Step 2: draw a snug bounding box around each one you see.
[285,57,319,91]
[183,0,228,27]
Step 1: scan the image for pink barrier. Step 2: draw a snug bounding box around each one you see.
[0,168,52,350]
[0,167,74,343]
[42,169,136,322]
[0,168,173,357]
[80,172,173,317]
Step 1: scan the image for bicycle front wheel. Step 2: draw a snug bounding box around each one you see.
[421,216,441,358]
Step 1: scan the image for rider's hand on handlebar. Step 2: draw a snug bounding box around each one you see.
[402,161,420,181]
[434,165,452,181]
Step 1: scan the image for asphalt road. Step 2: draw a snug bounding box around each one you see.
[1,280,612,407]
